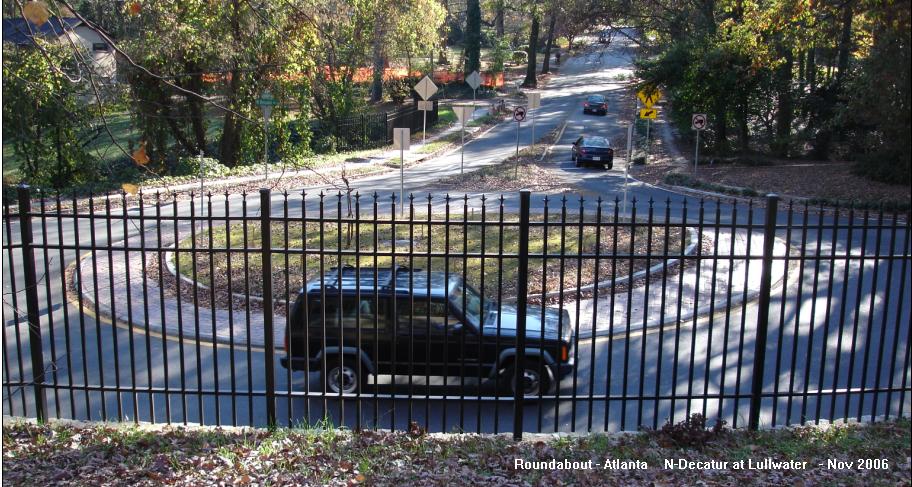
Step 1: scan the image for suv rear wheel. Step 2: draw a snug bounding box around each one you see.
[322,357,365,394]
[506,360,551,397]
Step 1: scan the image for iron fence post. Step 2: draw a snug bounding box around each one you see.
[17,184,47,422]
[749,193,779,431]
[260,188,276,427]
[513,191,531,440]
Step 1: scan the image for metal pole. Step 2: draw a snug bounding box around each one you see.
[472,89,476,120]
[259,188,276,427]
[531,108,535,150]
[749,193,780,431]
[460,123,465,175]
[198,151,205,235]
[624,123,632,215]
[515,120,520,159]
[422,110,427,147]
[17,185,47,422]
[645,118,650,165]
[694,130,700,174]
[263,117,269,182]
[512,190,531,441]
[400,147,404,218]
[514,120,521,179]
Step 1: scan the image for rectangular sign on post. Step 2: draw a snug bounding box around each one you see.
[417,100,434,111]
[639,108,657,119]
[393,127,410,150]
[526,92,541,109]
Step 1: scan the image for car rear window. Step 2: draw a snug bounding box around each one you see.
[587,95,605,103]
[582,137,610,147]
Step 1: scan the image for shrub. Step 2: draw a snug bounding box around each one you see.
[176,156,231,178]
[657,414,725,449]
[384,78,412,104]
[313,134,342,154]
[511,50,528,64]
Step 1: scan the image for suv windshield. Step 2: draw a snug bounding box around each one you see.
[449,281,488,328]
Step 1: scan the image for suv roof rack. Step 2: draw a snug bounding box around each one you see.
[319,265,419,293]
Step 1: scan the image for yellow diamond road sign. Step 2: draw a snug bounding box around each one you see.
[639,108,657,119]
[637,87,662,108]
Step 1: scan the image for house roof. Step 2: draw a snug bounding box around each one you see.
[2,17,83,45]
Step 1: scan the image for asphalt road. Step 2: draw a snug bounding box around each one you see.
[3,31,910,432]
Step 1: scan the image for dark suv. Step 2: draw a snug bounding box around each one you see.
[281,266,574,397]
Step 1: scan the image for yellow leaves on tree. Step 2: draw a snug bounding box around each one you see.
[22,1,50,26]
[132,142,150,165]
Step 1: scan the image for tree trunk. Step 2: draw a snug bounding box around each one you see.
[464,0,481,75]
[738,97,750,152]
[806,48,816,93]
[713,99,728,155]
[522,14,540,87]
[494,0,504,37]
[219,0,243,167]
[185,69,207,154]
[370,19,384,102]
[836,0,854,85]
[774,47,794,157]
[218,68,242,167]
[541,12,556,74]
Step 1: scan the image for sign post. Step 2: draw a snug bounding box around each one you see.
[414,76,438,147]
[526,92,541,151]
[691,113,707,174]
[513,105,526,155]
[453,105,474,176]
[393,128,410,218]
[513,106,527,178]
[257,90,278,182]
[624,123,633,215]
[466,71,481,119]
[637,86,661,165]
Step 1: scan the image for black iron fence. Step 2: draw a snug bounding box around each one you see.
[2,186,910,439]
[310,100,440,152]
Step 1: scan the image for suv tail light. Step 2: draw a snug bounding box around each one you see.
[561,344,568,361]
[579,148,587,155]
[584,102,589,107]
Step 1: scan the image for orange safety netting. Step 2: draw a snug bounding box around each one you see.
[201,68,504,88]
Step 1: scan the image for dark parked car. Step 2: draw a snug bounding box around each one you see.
[281,266,575,397]
[571,135,614,169]
[583,94,608,115]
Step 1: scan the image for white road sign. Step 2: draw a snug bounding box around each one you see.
[453,105,474,125]
[513,106,527,122]
[417,100,434,111]
[414,76,438,101]
[526,92,541,109]
[393,127,410,150]
[465,71,482,90]
[692,113,708,131]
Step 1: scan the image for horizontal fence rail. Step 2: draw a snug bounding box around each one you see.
[2,186,910,439]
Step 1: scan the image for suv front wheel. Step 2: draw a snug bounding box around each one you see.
[322,357,365,394]
[506,360,551,397]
